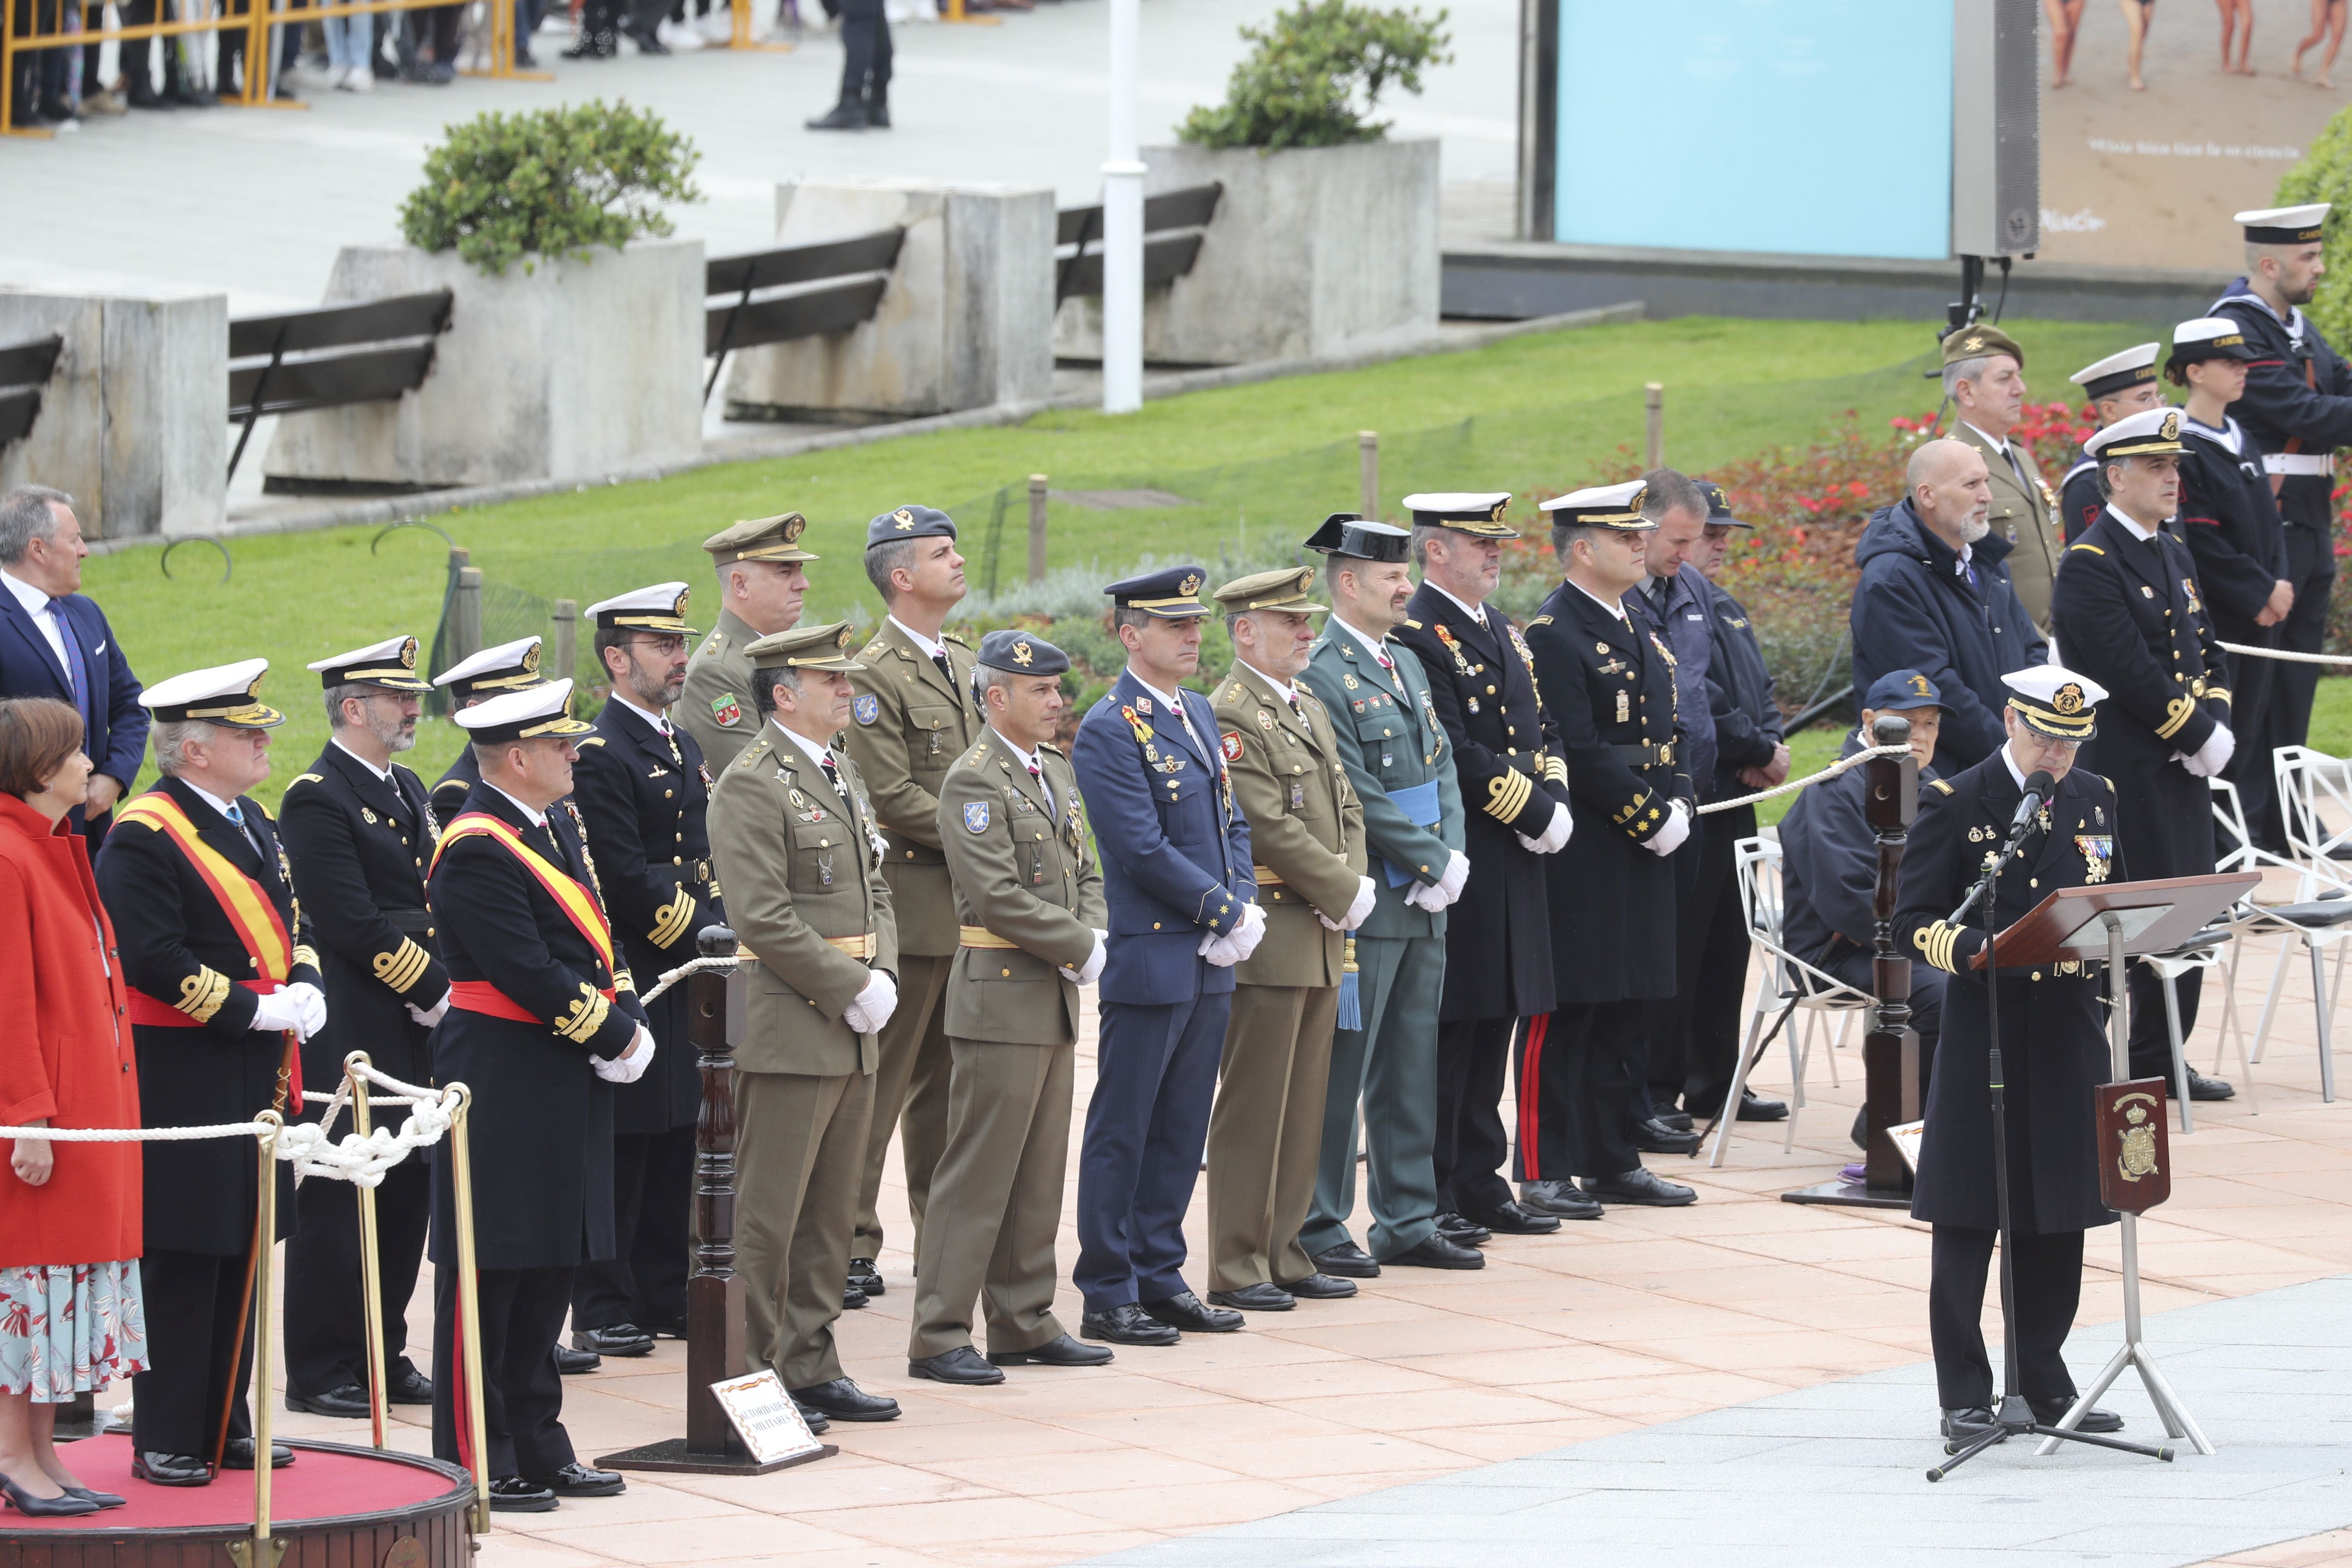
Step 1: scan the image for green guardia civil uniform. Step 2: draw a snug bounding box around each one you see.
[911,637,1106,1359]
[1205,569,1370,1293]
[680,512,820,772]
[705,622,898,1391]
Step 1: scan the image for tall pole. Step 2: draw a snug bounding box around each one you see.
[1102,0,1144,415]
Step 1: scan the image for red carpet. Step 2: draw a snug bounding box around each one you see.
[0,1435,466,1530]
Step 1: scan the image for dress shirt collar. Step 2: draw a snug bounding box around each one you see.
[888,615,946,663]
[2105,504,2158,543]
[182,779,246,824]
[769,717,839,773]
[1128,671,1188,716]
[1237,658,1297,706]
[988,725,1043,776]
[0,569,52,620]
[330,736,393,782]
[484,780,549,828]
[1428,582,1489,627]
[1963,421,2011,456]
[1327,613,1394,662]
[607,691,674,737]
[1565,574,1632,624]
[2001,744,2029,791]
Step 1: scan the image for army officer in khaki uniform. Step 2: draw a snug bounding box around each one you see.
[681,513,820,770]
[706,621,903,1430]
[837,504,986,1305]
[906,632,1115,1385]
[1945,324,2064,637]
[1203,569,1375,1312]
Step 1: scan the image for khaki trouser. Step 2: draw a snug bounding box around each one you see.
[907,1038,1075,1360]
[853,950,953,1262]
[1206,982,1340,1292]
[735,1067,873,1389]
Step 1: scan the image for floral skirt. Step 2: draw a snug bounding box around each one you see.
[0,1261,150,1402]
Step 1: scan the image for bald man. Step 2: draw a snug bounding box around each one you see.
[1851,439,2049,775]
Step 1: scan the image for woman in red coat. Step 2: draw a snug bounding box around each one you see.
[0,698,146,1515]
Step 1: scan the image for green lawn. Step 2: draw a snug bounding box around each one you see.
[83,314,2168,806]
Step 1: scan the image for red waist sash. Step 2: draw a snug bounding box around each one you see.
[126,978,281,1029]
[450,980,618,1024]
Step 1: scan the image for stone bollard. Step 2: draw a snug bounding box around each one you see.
[723,179,1056,422]
[0,287,227,539]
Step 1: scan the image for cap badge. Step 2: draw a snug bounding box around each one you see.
[783,515,806,543]
[400,639,419,670]
[2160,410,2180,441]
[1012,640,1034,667]
[893,508,915,530]
[1488,499,1507,521]
[2055,683,2085,716]
[522,644,542,674]
[1179,573,1201,596]
[1910,674,1931,697]
[1295,568,1314,592]
[836,627,854,651]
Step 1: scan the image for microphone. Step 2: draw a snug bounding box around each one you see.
[2006,769,2056,843]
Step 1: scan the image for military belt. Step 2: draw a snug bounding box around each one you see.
[685,858,714,884]
[825,932,878,958]
[2264,452,2335,477]
[1616,742,1676,768]
[958,925,1020,950]
[1251,866,1287,888]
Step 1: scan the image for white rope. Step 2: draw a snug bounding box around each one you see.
[2217,640,2352,667]
[637,952,738,1004]
[1697,744,1911,815]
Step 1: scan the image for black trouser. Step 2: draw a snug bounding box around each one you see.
[406,1,460,61]
[572,1123,695,1333]
[1523,1000,1645,1181]
[282,1152,430,1399]
[1652,808,1747,1111]
[432,1263,577,1481]
[2218,618,2283,851]
[10,0,63,113]
[132,1249,257,1458]
[214,0,303,87]
[835,0,888,105]
[1927,1224,2085,1411]
[2272,523,2334,760]
[2127,963,2200,1084]
[1432,1016,1513,1214]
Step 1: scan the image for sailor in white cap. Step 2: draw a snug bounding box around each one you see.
[428,635,549,823]
[2058,342,2165,542]
[2211,203,2352,769]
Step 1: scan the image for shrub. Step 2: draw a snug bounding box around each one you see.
[1178,0,1451,151]
[2277,108,2352,349]
[400,101,701,277]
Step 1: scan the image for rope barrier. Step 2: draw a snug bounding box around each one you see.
[2217,640,2352,667]
[1696,744,1911,815]
[637,952,739,1004]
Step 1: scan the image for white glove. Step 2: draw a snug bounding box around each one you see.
[1644,799,1693,858]
[2180,724,2236,778]
[405,989,451,1029]
[281,981,328,1041]
[1320,874,1378,932]
[1226,901,1267,962]
[594,1024,655,1084]
[1516,801,1574,855]
[1436,850,1470,905]
[1061,930,1109,986]
[1199,931,1243,966]
[841,970,899,1037]
[250,988,305,1036]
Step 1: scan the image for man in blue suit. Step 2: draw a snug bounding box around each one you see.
[1070,567,1260,1347]
[0,487,145,841]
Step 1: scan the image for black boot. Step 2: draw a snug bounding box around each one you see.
[805,99,866,129]
[864,93,888,127]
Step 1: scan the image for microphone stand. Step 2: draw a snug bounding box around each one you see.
[1928,798,2176,1480]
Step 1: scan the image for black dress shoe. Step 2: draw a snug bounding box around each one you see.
[286,1383,371,1418]
[790,1377,900,1422]
[864,97,889,127]
[0,1475,99,1516]
[131,1451,211,1486]
[386,1363,434,1404]
[1207,1282,1294,1312]
[127,83,167,108]
[910,1346,1005,1384]
[1519,1180,1604,1221]
[1939,1406,1995,1439]
[2185,1069,2236,1101]
[221,1439,295,1470]
[805,100,866,130]
[61,1485,125,1508]
[1735,1088,1789,1122]
[1140,1289,1243,1332]
[527,1462,624,1497]
[989,1332,1113,1367]
[624,22,669,50]
[1081,1302,1179,1346]
[843,1282,869,1311]
[1311,1240,1380,1278]
[1383,1234,1485,1269]
[1582,1168,1697,1206]
[2031,1399,2124,1432]
[1631,1117,1703,1155]
[487,1475,557,1513]
[848,1257,884,1296]
[1434,1211,1492,1244]
[572,1324,654,1357]
[1462,1200,1563,1235]
[1274,1272,1357,1300]
[1651,1107,1696,1133]
[554,1343,602,1375]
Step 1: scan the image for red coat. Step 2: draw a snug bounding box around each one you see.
[0,792,139,1267]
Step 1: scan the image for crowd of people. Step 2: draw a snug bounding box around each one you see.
[0,201,2342,1512]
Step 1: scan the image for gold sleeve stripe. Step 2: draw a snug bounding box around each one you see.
[1484,769,1533,823]
[372,940,432,994]
[649,886,695,948]
[1543,754,1568,784]
[554,985,612,1044]
[2155,695,2195,741]
[614,969,637,994]
[176,967,232,1023]
[2207,686,2232,705]
[293,944,321,971]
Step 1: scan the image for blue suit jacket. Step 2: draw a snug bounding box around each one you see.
[0,585,145,834]
[1071,669,1255,1006]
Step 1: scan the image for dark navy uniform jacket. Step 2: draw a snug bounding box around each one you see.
[2178,414,2291,638]
[2059,445,2103,545]
[1070,668,1254,1008]
[1628,568,1716,796]
[1697,573,1781,802]
[1780,731,1939,966]
[2212,279,2352,532]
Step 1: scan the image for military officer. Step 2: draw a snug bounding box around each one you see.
[99,659,322,1484]
[2059,343,2166,542]
[1069,567,1260,1345]
[1521,482,1697,1210]
[428,678,649,1511]
[1296,518,1490,1270]
[567,585,726,1359]
[279,636,444,1422]
[1390,494,1574,1230]
[706,622,904,1430]
[1944,324,2064,637]
[836,504,984,1305]
[681,512,819,770]
[2050,407,2236,1099]
[1897,666,2127,1440]
[429,636,548,824]
[1202,567,1375,1311]
[905,631,1114,1385]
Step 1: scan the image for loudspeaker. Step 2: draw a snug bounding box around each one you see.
[1951,0,2040,257]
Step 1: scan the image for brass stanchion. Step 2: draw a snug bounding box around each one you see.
[229,1112,288,1568]
[346,1051,392,1451]
[723,0,793,50]
[940,0,999,24]
[460,0,551,82]
[447,1084,492,1533]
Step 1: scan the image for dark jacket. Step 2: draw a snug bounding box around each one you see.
[1851,499,2047,777]
[1779,731,1938,965]
[1627,569,1717,796]
[2177,414,2291,637]
[430,745,483,827]
[1697,572,1782,802]
[2058,444,2104,546]
[0,585,145,839]
[2212,278,2352,532]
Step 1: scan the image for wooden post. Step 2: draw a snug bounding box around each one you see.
[1358,431,1378,519]
[551,599,579,688]
[1644,383,1665,470]
[1027,476,1049,585]
[450,566,484,669]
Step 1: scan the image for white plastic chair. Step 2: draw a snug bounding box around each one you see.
[2229,750,2352,1102]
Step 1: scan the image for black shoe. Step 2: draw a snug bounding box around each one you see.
[487,1475,557,1513]
[864,97,888,127]
[527,1462,624,1498]
[1140,1289,1243,1332]
[646,1319,689,1340]
[1519,1180,1605,1221]
[60,1485,125,1509]
[561,31,603,55]
[848,1257,883,1296]
[554,1343,602,1375]
[39,95,77,122]
[1434,1211,1492,1245]
[625,22,669,50]
[2030,1399,2123,1432]
[572,1324,654,1357]
[1311,1240,1381,1278]
[386,1363,434,1404]
[1382,1234,1485,1270]
[286,1383,371,1418]
[1939,1406,1996,1439]
[1582,1168,1697,1206]
[805,100,866,130]
[1274,1272,1357,1300]
[788,1377,900,1423]
[2185,1070,2236,1102]
[1735,1088,1790,1122]
[126,82,167,108]
[989,1332,1113,1367]
[1650,1107,1696,1133]
[221,1439,294,1470]
[1207,1282,1294,1312]
[0,1474,99,1516]
[130,1451,211,1487]
[843,1282,868,1310]
[1462,1200,1564,1235]
[1631,1117,1703,1155]
[911,1346,1005,1384]
[1080,1303,1179,1346]
[514,47,537,65]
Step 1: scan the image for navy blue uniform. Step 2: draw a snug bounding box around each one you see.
[2180,413,2292,846]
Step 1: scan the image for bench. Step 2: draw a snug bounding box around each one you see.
[703,228,908,404]
[0,334,64,450]
[227,291,454,481]
[1054,182,1222,305]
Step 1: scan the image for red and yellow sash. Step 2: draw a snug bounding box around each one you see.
[117,791,293,1026]
[431,812,617,977]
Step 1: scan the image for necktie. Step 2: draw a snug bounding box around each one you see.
[224,799,263,857]
[821,751,849,803]
[932,650,955,689]
[47,599,89,735]
[1026,755,1043,783]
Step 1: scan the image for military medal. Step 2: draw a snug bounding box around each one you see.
[361,807,377,824]
[1616,690,1630,724]
[929,730,945,756]
[1467,697,1480,714]
[818,851,835,887]
[2078,834,2114,884]
[1290,781,1306,809]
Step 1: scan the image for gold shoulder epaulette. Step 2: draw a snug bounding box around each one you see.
[1529,614,1553,627]
[2069,543,2105,555]
[1929,778,1955,795]
[1039,741,1064,755]
[735,738,770,768]
[700,631,725,654]
[943,629,969,645]
[251,797,275,821]
[1403,618,1423,630]
[288,772,323,788]
[577,736,607,748]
